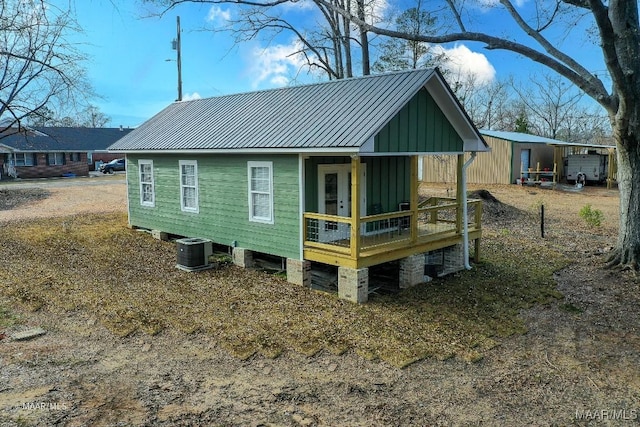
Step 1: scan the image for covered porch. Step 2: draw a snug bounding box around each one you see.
[302,155,482,270]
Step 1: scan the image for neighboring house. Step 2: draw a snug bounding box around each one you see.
[0,127,132,179]
[109,69,490,303]
[421,129,616,186]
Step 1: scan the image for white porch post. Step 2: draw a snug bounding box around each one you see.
[456,154,464,234]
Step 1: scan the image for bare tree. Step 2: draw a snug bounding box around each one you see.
[25,106,56,127]
[25,104,111,128]
[466,79,512,131]
[309,0,640,270]
[0,0,92,134]
[146,0,382,78]
[512,73,608,143]
[219,8,347,79]
[81,105,111,128]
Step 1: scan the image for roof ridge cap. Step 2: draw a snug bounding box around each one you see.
[175,68,436,103]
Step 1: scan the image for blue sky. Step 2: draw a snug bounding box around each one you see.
[59,0,607,128]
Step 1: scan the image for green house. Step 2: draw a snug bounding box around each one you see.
[109,68,489,303]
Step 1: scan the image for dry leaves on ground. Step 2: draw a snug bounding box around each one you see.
[0,201,569,368]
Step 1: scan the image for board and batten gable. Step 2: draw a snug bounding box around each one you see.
[127,153,301,260]
[375,88,464,153]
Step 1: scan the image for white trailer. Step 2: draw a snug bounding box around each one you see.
[565,154,608,184]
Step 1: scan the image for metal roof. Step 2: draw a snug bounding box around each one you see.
[480,129,615,149]
[110,69,487,153]
[0,127,133,152]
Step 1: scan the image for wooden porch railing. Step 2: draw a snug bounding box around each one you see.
[303,198,482,258]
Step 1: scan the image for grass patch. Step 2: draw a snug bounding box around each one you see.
[559,302,584,314]
[0,303,20,328]
[0,213,569,368]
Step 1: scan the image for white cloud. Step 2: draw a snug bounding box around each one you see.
[433,44,496,85]
[207,5,231,23]
[269,75,290,87]
[182,92,202,101]
[366,0,390,25]
[247,40,309,89]
[279,0,316,12]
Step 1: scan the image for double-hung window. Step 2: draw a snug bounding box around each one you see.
[15,153,35,166]
[179,160,198,213]
[48,153,64,165]
[139,160,154,207]
[248,161,273,224]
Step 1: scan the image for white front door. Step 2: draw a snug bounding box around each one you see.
[318,163,366,243]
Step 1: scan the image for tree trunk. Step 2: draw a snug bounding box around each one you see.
[356,0,370,76]
[331,8,344,79]
[609,130,640,269]
[341,14,353,78]
[332,33,344,79]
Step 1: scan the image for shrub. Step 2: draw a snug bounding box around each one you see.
[579,204,604,227]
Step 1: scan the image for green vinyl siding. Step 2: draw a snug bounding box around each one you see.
[375,88,463,153]
[127,153,300,260]
[305,156,410,215]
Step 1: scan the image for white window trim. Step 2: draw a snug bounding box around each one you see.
[49,152,64,165]
[139,159,155,207]
[179,160,199,213]
[15,153,34,166]
[248,161,274,224]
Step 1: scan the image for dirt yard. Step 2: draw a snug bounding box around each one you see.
[1,176,639,426]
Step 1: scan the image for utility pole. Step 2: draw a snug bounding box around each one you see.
[172,16,183,101]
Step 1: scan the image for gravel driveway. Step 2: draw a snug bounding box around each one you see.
[0,175,126,223]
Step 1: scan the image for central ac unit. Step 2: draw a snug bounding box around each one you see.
[176,237,214,271]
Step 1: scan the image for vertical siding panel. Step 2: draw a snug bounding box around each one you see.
[428,96,438,151]
[389,115,399,151]
[417,91,427,151]
[377,125,388,152]
[409,97,426,151]
[409,96,419,152]
[398,157,407,206]
[372,88,463,154]
[432,96,443,152]
[398,108,409,152]
[380,159,390,211]
[388,159,397,211]
[404,157,411,202]
[365,157,376,212]
[394,157,401,207]
[422,137,519,184]
[443,120,453,150]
